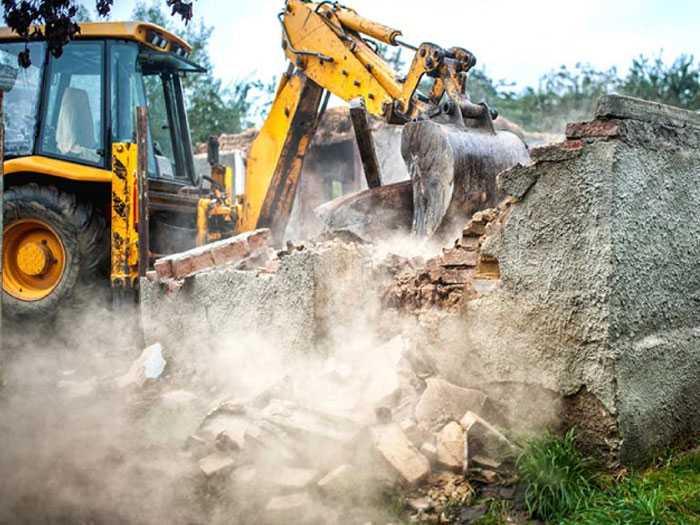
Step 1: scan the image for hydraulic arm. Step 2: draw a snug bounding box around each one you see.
[240,0,529,242]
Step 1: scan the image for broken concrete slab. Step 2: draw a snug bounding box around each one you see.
[414,378,487,429]
[262,399,359,445]
[436,422,465,472]
[595,94,700,129]
[460,411,520,461]
[370,423,431,486]
[198,452,236,477]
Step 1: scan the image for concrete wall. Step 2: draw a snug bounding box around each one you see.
[141,241,382,361]
[457,96,700,463]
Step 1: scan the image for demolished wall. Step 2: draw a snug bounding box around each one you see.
[413,94,700,463]
[143,95,700,470]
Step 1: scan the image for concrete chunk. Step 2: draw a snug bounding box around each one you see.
[460,411,520,461]
[262,399,359,445]
[116,343,166,389]
[436,422,465,472]
[595,94,700,129]
[370,423,431,486]
[198,452,236,477]
[414,378,487,428]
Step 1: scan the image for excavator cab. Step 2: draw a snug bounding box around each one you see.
[1,23,208,320]
[1,32,203,184]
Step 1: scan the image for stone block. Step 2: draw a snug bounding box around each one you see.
[436,421,465,472]
[370,423,431,486]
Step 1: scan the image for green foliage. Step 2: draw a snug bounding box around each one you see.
[561,447,700,525]
[516,429,595,522]
[468,54,700,134]
[132,1,268,142]
[622,54,700,110]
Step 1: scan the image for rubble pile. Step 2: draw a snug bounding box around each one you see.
[382,201,513,315]
[125,329,526,524]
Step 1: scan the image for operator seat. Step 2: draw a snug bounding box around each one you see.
[56,87,96,158]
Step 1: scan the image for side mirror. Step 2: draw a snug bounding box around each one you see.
[207,135,220,167]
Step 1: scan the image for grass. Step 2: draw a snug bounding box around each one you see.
[562,448,700,524]
[509,431,700,525]
[516,429,595,521]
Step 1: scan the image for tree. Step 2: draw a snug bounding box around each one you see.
[2,0,192,66]
[467,54,700,134]
[622,54,700,110]
[133,1,265,141]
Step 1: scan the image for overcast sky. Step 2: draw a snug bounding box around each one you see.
[101,0,699,91]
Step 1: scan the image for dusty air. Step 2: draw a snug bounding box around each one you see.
[0,1,698,524]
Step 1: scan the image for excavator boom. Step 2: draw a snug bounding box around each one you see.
[242,0,530,243]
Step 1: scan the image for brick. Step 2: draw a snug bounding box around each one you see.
[459,236,481,251]
[153,228,271,281]
[566,119,621,139]
[210,236,250,266]
[170,248,216,279]
[463,221,486,237]
[441,248,478,268]
[154,258,172,279]
[439,268,472,285]
[530,141,584,163]
[243,228,272,252]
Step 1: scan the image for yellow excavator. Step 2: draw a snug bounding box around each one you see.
[0,0,528,320]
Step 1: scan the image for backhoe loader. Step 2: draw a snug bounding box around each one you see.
[0,0,528,321]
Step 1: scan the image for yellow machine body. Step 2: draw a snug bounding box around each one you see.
[110,143,141,288]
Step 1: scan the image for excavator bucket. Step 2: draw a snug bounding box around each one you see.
[403,117,530,239]
[318,115,530,242]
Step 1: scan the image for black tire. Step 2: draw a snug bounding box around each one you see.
[2,184,108,321]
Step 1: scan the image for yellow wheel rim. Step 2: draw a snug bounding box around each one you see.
[3,219,66,301]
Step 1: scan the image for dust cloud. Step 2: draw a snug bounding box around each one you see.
[0,235,561,524]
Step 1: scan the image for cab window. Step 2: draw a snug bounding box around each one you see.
[110,42,157,176]
[143,72,178,179]
[39,41,105,165]
[0,42,46,157]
